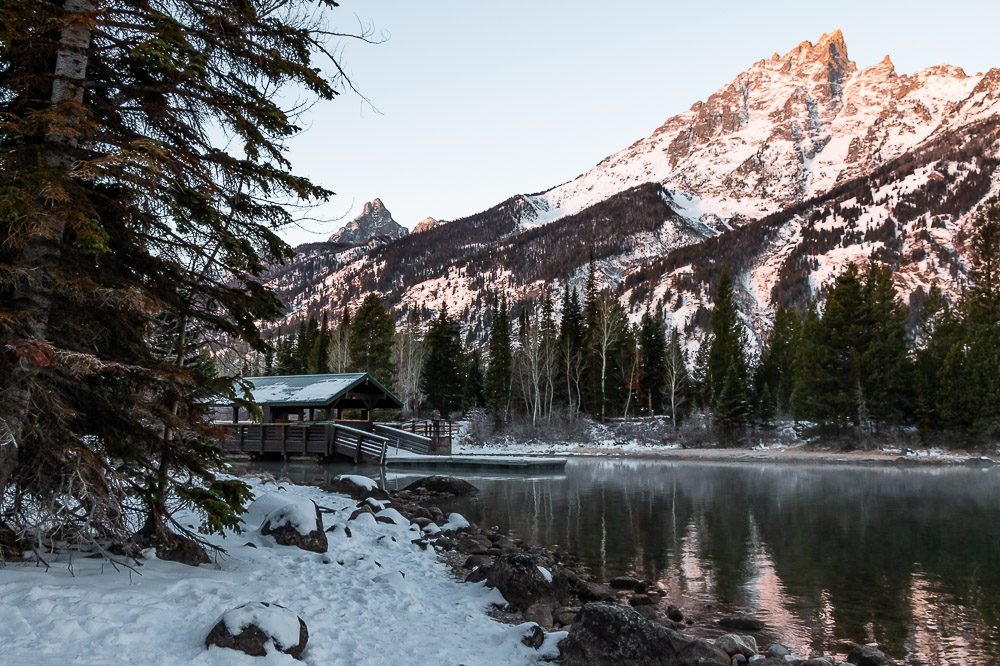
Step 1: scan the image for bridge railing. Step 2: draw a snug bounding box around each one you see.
[373,424,432,455]
[391,419,459,439]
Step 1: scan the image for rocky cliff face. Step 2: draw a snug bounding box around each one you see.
[267,31,1000,345]
[328,198,408,245]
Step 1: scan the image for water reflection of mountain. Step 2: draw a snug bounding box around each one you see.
[449,460,1000,664]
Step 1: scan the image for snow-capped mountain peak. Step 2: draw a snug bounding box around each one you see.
[538,31,997,227]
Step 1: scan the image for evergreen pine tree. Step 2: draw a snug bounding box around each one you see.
[464,349,487,409]
[292,318,310,374]
[263,339,275,377]
[715,360,749,438]
[639,312,667,414]
[691,331,713,409]
[275,336,296,375]
[307,312,332,374]
[756,305,800,416]
[349,294,396,386]
[557,285,585,413]
[815,264,867,430]
[939,200,1000,435]
[420,308,465,415]
[0,0,357,553]
[790,301,825,421]
[913,285,958,431]
[707,269,749,432]
[860,262,912,428]
[485,297,513,426]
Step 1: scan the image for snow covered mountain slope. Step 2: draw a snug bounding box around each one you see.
[541,30,1000,225]
[262,31,1000,345]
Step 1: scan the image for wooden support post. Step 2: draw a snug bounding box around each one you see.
[355,433,362,464]
[281,425,287,459]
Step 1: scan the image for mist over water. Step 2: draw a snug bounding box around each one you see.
[244,459,1000,665]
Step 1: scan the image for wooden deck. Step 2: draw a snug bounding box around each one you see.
[216,420,451,464]
[217,422,392,464]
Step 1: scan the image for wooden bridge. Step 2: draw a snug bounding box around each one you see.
[216,420,451,465]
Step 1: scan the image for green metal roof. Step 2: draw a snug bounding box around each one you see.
[241,373,402,408]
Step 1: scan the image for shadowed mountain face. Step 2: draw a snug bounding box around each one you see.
[269,31,1000,342]
[328,198,408,245]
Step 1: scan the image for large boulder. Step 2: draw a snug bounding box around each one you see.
[482,553,571,611]
[558,602,731,666]
[206,602,308,660]
[261,502,328,553]
[848,645,898,666]
[323,475,388,501]
[403,475,479,496]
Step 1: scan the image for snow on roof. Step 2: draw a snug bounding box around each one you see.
[241,373,398,406]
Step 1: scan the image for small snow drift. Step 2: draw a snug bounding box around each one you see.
[206,601,308,659]
[403,475,479,496]
[260,501,328,553]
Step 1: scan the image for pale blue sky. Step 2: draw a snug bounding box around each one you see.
[281,0,1000,245]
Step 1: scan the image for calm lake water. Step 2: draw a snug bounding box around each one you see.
[241,458,1000,665]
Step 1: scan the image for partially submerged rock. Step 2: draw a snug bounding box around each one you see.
[848,644,898,666]
[718,615,765,632]
[403,475,479,496]
[206,602,308,660]
[609,575,641,590]
[558,602,731,665]
[261,502,328,553]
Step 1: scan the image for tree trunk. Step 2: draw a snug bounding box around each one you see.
[1,0,96,495]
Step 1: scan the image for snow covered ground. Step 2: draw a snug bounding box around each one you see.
[0,477,562,665]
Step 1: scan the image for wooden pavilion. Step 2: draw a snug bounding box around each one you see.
[213,373,452,463]
[225,372,403,426]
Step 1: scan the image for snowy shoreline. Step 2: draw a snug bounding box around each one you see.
[0,476,562,665]
[455,440,998,467]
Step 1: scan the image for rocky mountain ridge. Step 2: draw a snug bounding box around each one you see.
[328,198,409,245]
[265,31,1000,346]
